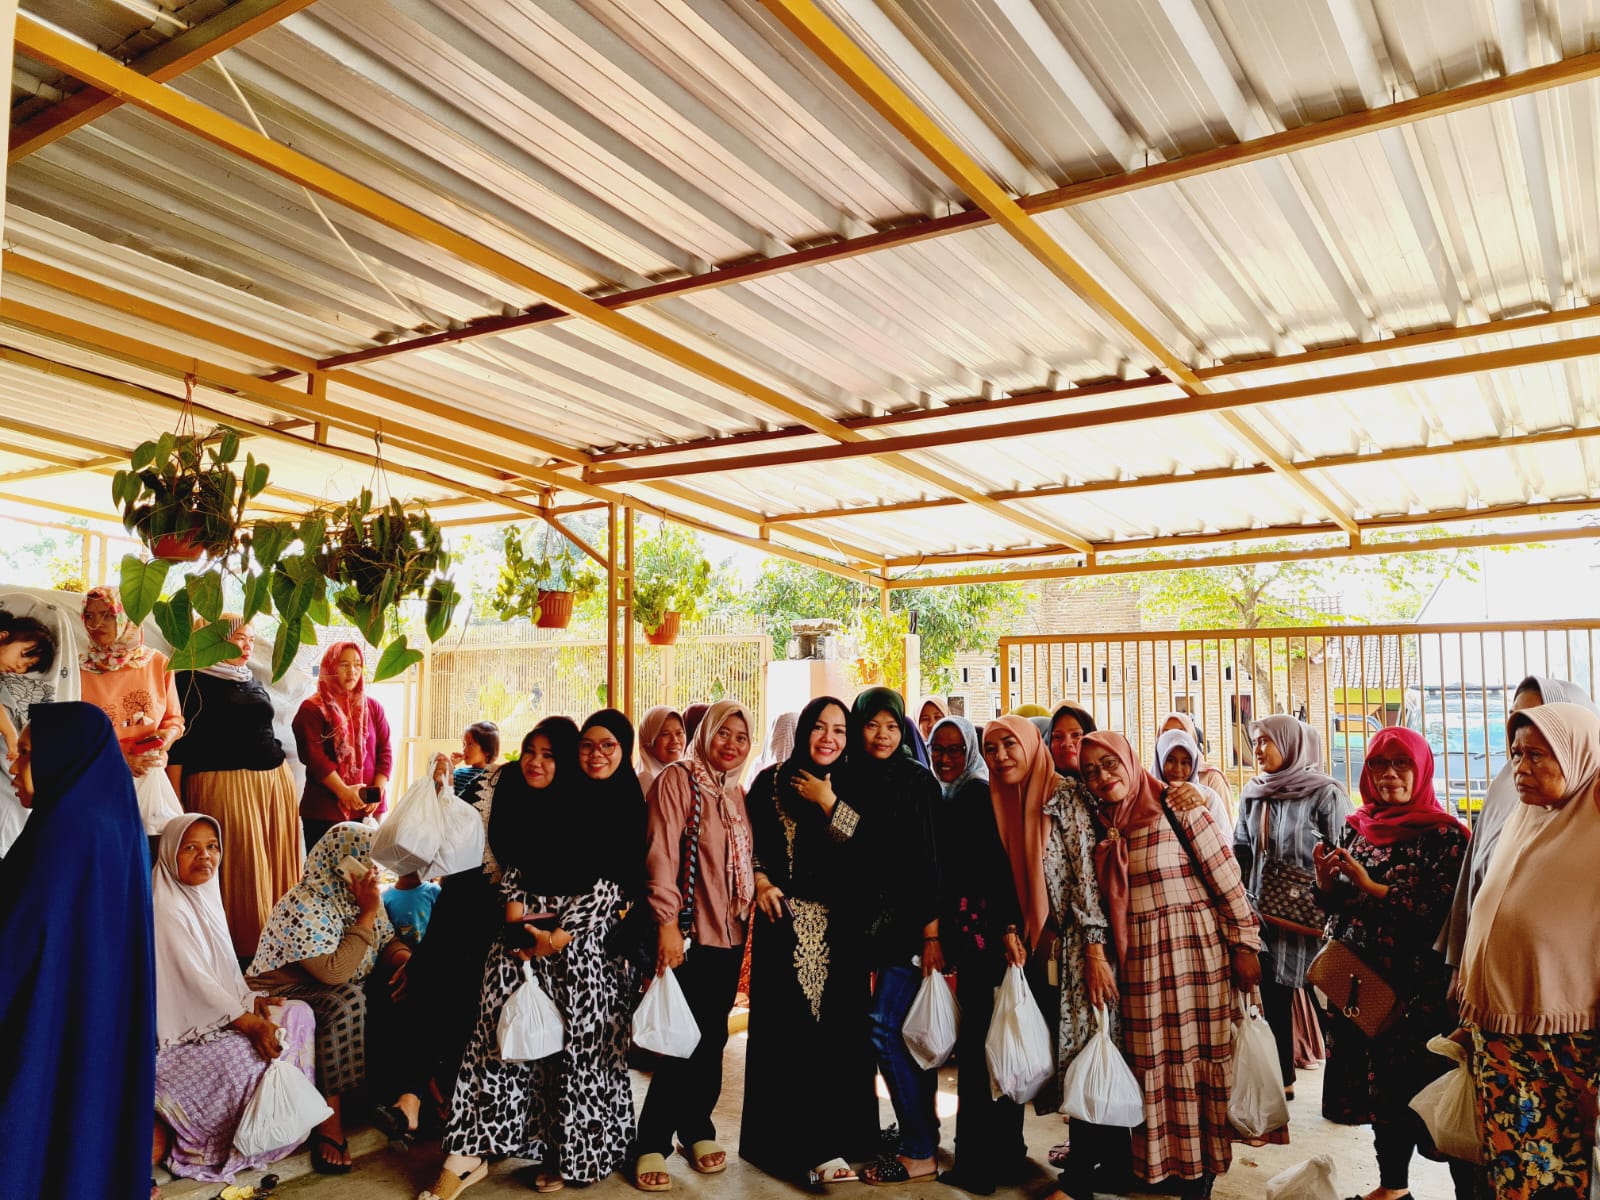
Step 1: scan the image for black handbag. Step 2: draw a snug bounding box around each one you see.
[1253,803,1328,937]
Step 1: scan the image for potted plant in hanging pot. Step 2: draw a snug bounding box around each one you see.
[489,524,601,630]
[318,489,460,679]
[111,425,268,562]
[632,524,712,647]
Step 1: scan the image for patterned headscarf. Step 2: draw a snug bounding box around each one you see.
[79,585,155,674]
[199,613,252,683]
[1083,730,1168,972]
[248,822,392,981]
[312,641,368,783]
[682,699,756,919]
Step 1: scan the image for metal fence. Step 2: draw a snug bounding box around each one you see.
[419,618,771,761]
[1000,620,1600,823]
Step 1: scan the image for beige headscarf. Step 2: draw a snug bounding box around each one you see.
[987,715,1058,944]
[685,699,756,919]
[637,705,684,792]
[1459,702,1600,1035]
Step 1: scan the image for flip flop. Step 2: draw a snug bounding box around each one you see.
[633,1153,671,1192]
[535,1171,564,1193]
[418,1160,488,1200]
[308,1130,353,1175]
[678,1141,727,1174]
[809,1157,860,1188]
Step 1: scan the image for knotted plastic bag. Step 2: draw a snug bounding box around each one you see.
[498,960,565,1062]
[632,966,701,1058]
[1060,1004,1144,1126]
[1408,1035,1482,1164]
[233,1036,332,1156]
[902,972,959,1070]
[984,964,1053,1103]
[1265,1154,1340,1200]
[371,776,446,877]
[1229,995,1290,1139]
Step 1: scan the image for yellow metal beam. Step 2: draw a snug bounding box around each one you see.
[13,13,1088,555]
[10,0,323,161]
[761,0,1359,539]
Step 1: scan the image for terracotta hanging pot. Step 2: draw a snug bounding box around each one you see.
[535,590,574,629]
[643,611,681,646]
[150,532,206,562]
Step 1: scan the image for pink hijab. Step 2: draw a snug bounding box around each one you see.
[987,715,1058,944]
[1083,730,1167,971]
[1348,726,1464,847]
[312,641,367,783]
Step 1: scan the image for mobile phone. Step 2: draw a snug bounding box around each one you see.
[336,855,369,885]
[1313,830,1335,849]
[132,734,164,751]
[359,785,382,806]
[505,912,559,948]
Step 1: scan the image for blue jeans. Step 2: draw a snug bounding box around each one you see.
[869,963,939,1159]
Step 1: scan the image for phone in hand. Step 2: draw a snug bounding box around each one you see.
[336,855,369,885]
[131,733,164,752]
[505,912,559,949]
[358,785,382,806]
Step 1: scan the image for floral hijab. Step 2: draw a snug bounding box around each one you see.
[247,822,392,982]
[679,699,756,918]
[312,641,368,783]
[79,586,155,674]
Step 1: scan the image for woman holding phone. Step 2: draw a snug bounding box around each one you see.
[292,642,392,852]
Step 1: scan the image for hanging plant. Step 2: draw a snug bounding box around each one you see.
[320,488,460,679]
[489,524,602,629]
[111,423,268,563]
[632,523,711,645]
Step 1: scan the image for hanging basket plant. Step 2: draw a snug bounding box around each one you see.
[320,488,460,679]
[489,523,602,630]
[632,523,712,646]
[111,423,267,564]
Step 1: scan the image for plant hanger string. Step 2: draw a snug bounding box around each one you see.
[368,426,393,507]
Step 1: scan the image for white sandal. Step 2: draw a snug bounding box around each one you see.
[809,1157,859,1186]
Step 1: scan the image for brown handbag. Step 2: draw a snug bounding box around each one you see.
[1306,939,1401,1039]
[1253,803,1328,938]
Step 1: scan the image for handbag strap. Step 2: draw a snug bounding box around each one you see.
[676,765,706,938]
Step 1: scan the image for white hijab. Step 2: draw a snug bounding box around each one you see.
[152,814,256,1048]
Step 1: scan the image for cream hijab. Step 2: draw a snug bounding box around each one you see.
[152,814,256,1048]
[637,705,684,792]
[987,715,1059,944]
[1459,702,1600,1035]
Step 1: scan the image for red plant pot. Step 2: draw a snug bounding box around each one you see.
[150,532,205,562]
[643,611,681,646]
[535,590,574,629]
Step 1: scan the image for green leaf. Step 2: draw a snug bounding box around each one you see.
[425,577,460,642]
[118,555,170,626]
[250,460,270,497]
[373,635,423,682]
[169,618,233,671]
[155,431,176,465]
[241,570,272,624]
[185,571,223,621]
[153,590,193,652]
[270,613,302,681]
[250,521,292,571]
[300,614,318,646]
[130,441,157,473]
[307,585,331,626]
[218,428,240,464]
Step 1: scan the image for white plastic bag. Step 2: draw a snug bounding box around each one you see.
[498,960,565,1062]
[632,967,701,1058]
[135,768,184,837]
[233,1052,333,1156]
[1264,1154,1340,1200]
[1230,996,1290,1139]
[428,788,486,877]
[902,972,960,1069]
[371,776,445,876]
[984,964,1054,1104]
[1060,1005,1144,1127]
[1408,1035,1483,1163]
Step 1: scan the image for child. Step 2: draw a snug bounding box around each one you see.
[450,720,499,798]
[384,869,441,949]
[0,613,58,759]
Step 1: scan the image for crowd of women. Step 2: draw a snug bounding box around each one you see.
[1,594,1598,1200]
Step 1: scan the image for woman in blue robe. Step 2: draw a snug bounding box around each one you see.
[0,701,156,1200]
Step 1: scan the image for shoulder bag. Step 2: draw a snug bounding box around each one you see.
[1253,801,1328,938]
[1305,938,1400,1038]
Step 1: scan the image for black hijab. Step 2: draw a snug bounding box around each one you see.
[579,708,647,892]
[775,695,850,816]
[847,686,923,789]
[488,716,600,895]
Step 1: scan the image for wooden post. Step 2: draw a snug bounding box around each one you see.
[606,502,618,708]
[623,507,635,720]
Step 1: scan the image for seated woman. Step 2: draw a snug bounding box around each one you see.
[153,813,321,1183]
[246,823,420,1174]
[1458,701,1600,1199]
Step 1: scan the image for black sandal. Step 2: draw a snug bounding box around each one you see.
[373,1102,416,1147]
[863,1155,936,1188]
[308,1129,354,1175]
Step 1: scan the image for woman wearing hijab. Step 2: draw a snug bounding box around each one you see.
[152,813,321,1182]
[1232,714,1352,1096]
[0,702,155,1200]
[168,616,300,959]
[579,708,651,999]
[1047,702,1096,777]
[1155,727,1233,832]
[79,585,185,854]
[741,696,878,1185]
[429,717,633,1197]
[247,823,418,1174]
[823,687,941,1188]
[990,714,1130,1197]
[637,705,686,793]
[1438,675,1598,972]
[635,700,757,1191]
[682,701,711,742]
[753,709,800,777]
[292,641,394,851]
[1310,727,1474,1200]
[1081,731,1263,1198]
[1156,712,1234,817]
[934,714,1024,1195]
[914,695,950,743]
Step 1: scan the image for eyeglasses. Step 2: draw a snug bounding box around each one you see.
[928,745,966,758]
[579,741,621,757]
[1365,757,1414,776]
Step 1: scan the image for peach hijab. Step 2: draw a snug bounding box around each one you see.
[1459,702,1600,1035]
[986,715,1058,944]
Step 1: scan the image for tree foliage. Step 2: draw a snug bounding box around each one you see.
[746,560,1026,690]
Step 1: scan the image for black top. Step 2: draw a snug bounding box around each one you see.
[748,763,855,910]
[937,776,1020,967]
[834,750,941,965]
[167,671,286,773]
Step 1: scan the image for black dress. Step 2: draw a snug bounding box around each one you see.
[739,763,879,1178]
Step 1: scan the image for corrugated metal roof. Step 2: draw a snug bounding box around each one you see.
[5,0,1600,576]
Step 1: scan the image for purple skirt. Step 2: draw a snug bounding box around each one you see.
[155,1000,318,1183]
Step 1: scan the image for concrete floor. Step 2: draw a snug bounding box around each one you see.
[167,1036,1457,1200]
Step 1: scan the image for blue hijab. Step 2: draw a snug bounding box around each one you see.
[0,702,154,1200]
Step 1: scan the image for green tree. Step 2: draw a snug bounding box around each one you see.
[745,560,1027,690]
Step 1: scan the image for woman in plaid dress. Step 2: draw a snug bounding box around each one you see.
[1081,732,1263,1198]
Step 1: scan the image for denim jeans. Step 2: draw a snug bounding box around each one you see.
[868,963,940,1159]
